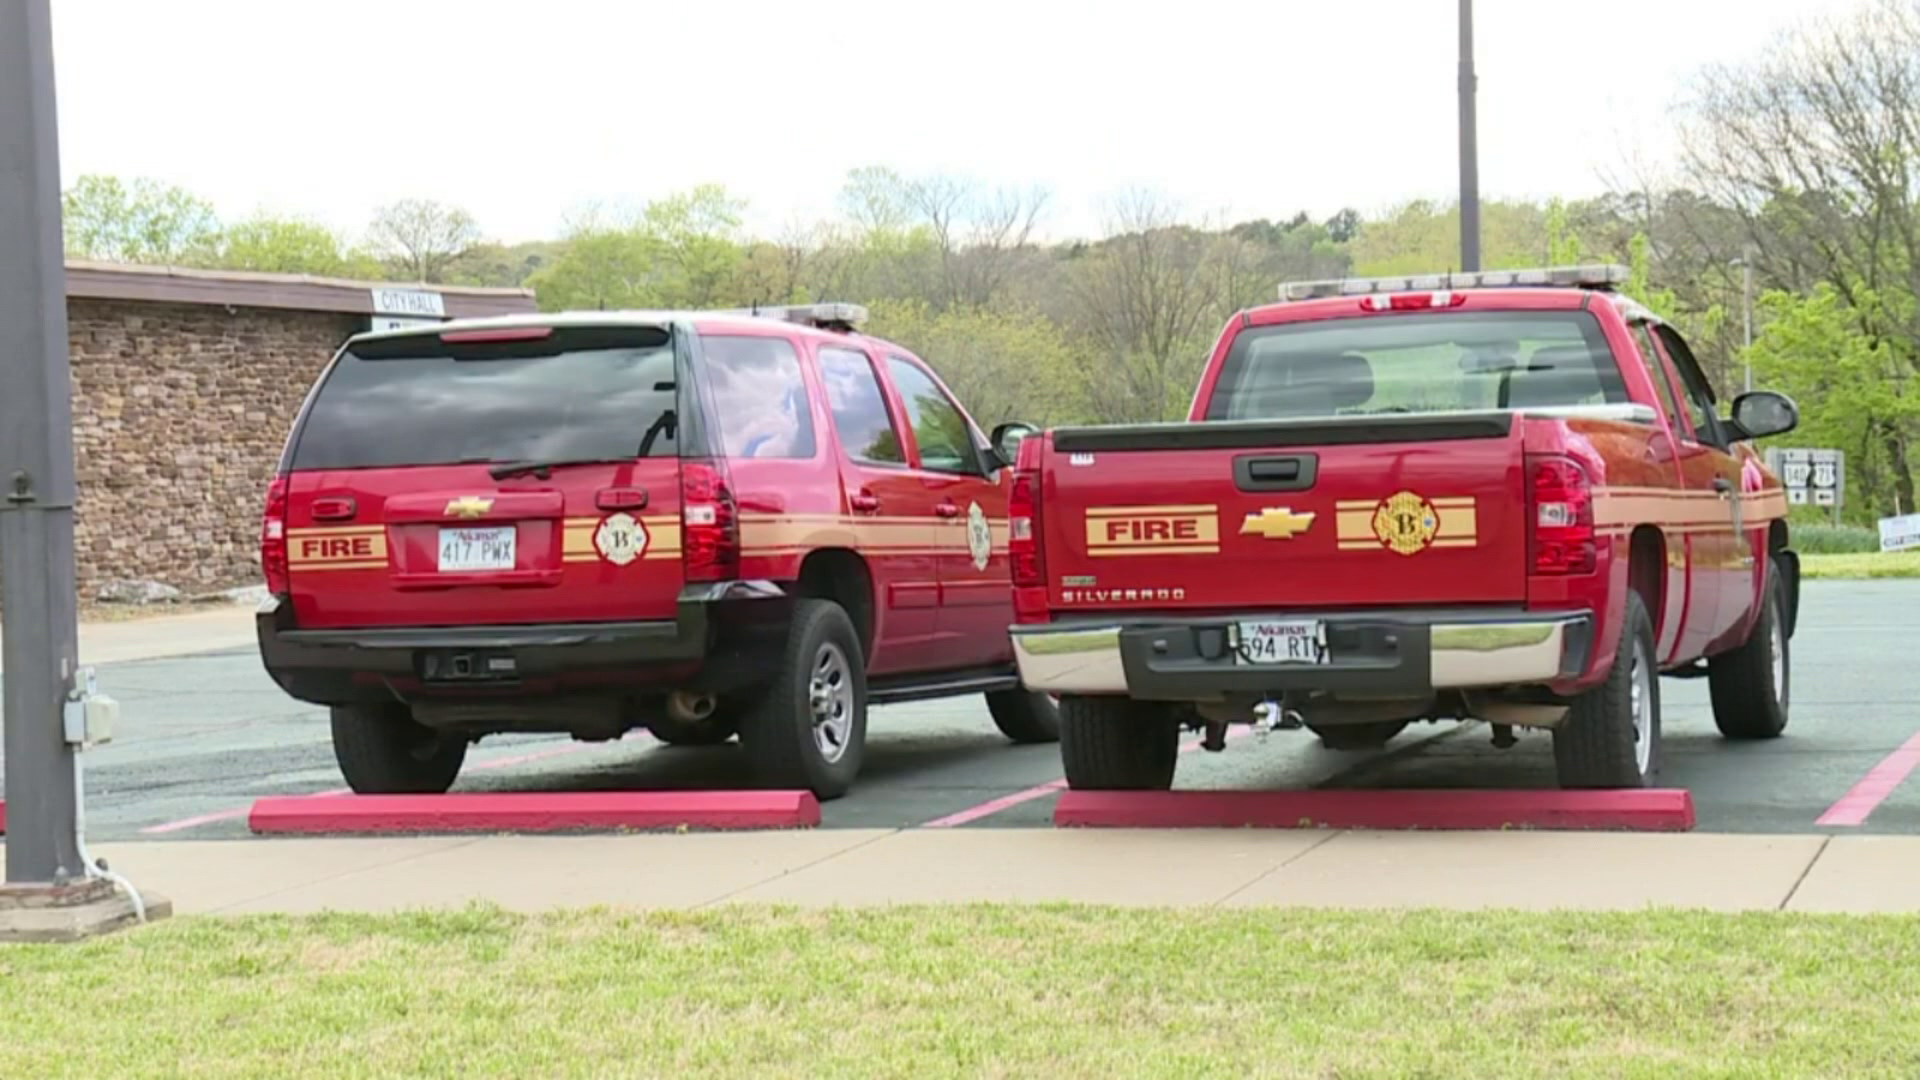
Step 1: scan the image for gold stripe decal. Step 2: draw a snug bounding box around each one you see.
[1336,491,1477,555]
[1083,506,1221,557]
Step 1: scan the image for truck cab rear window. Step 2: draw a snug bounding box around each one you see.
[1205,311,1628,422]
[289,330,678,471]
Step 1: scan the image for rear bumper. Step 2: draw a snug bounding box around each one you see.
[1011,608,1594,699]
[257,581,793,707]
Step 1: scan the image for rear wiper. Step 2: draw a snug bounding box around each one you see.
[487,457,627,480]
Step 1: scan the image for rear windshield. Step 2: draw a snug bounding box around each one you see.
[1204,310,1628,421]
[288,327,678,471]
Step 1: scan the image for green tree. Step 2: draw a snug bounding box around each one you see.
[62,174,219,263]
[527,224,661,312]
[866,299,1088,429]
[367,198,481,283]
[210,216,362,276]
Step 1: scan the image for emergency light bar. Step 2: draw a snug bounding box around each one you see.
[1278,264,1631,302]
[718,302,869,330]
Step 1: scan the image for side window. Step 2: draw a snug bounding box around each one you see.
[885,356,980,475]
[1653,325,1722,445]
[1629,323,1687,431]
[817,347,906,466]
[702,335,816,459]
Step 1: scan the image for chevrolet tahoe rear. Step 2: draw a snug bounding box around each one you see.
[1008,264,1804,791]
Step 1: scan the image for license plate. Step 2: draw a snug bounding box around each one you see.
[1235,620,1329,665]
[438,526,516,572]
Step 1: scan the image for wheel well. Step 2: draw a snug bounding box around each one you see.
[794,549,875,660]
[1628,525,1666,629]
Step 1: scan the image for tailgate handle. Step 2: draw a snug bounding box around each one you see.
[595,487,649,511]
[311,496,357,522]
[1234,453,1318,493]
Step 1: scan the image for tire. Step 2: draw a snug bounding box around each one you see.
[1553,590,1660,789]
[330,703,467,795]
[1708,557,1791,739]
[737,599,867,800]
[1308,720,1409,751]
[1058,696,1181,791]
[986,689,1061,744]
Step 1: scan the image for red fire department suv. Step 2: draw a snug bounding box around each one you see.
[1008,265,1800,791]
[257,303,1054,799]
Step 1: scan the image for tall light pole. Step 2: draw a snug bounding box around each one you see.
[0,0,158,939]
[1741,257,1754,393]
[1458,0,1482,273]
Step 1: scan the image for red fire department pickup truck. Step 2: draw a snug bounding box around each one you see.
[1007,264,1801,790]
[257,303,1055,800]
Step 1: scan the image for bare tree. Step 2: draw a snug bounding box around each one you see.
[1066,191,1236,423]
[368,198,482,283]
[905,175,1050,309]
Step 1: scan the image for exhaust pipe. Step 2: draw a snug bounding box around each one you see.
[667,691,717,724]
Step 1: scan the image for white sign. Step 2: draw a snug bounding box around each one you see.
[1765,447,1845,510]
[369,288,447,318]
[1880,513,1920,553]
[370,315,439,333]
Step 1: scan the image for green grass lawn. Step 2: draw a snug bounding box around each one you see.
[1802,551,1920,579]
[4,906,1920,1078]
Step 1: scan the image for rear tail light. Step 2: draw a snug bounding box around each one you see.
[1527,454,1596,575]
[1008,439,1048,623]
[680,459,739,583]
[261,474,290,596]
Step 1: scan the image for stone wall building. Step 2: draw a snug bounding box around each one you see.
[50,262,536,601]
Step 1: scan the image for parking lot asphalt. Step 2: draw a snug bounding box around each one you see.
[1,579,1916,842]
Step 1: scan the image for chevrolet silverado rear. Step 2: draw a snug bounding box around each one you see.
[1010,264,1803,791]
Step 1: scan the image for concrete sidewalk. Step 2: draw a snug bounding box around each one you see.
[5,829,1911,916]
[0,604,255,671]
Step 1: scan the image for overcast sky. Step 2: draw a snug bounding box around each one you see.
[49,0,1845,244]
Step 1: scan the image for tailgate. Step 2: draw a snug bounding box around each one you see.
[285,462,683,628]
[1040,413,1528,612]
[279,322,686,629]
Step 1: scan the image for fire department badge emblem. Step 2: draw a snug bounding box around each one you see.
[1370,490,1441,556]
[966,501,993,571]
[593,512,648,566]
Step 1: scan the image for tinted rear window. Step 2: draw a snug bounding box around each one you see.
[289,327,677,470]
[1205,310,1628,421]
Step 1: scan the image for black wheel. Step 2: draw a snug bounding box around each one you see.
[1553,590,1660,789]
[737,599,867,800]
[986,689,1061,744]
[330,703,466,795]
[645,713,738,747]
[1708,557,1790,739]
[1058,696,1181,791]
[1307,720,1409,751]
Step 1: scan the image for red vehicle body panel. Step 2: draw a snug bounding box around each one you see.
[1031,286,1788,690]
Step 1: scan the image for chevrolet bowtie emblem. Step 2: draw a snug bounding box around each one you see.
[444,496,495,520]
[1240,507,1316,540]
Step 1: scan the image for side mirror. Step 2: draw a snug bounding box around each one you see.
[1728,390,1799,441]
[987,422,1038,470]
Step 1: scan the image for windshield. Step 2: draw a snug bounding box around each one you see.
[287,326,678,471]
[1204,310,1628,421]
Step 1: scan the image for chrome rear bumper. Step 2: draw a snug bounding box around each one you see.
[1011,612,1591,697]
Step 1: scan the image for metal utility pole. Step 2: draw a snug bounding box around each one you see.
[0,0,85,886]
[1458,0,1482,273]
[1741,256,1754,393]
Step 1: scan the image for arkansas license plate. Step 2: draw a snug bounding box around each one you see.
[1235,620,1329,665]
[438,526,516,572]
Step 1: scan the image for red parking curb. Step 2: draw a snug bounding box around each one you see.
[1054,788,1696,832]
[248,790,821,835]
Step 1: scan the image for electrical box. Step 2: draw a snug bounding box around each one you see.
[63,667,117,747]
